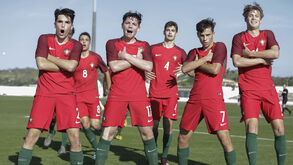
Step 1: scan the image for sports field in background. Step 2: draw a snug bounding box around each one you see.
[0,95,292,165]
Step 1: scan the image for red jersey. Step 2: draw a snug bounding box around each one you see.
[74,51,109,93]
[231,30,278,91]
[106,38,152,101]
[35,34,82,96]
[149,43,187,98]
[186,42,227,100]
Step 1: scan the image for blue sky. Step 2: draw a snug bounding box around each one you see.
[1,0,292,76]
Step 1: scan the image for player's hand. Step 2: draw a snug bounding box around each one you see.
[259,58,273,65]
[145,71,156,81]
[136,47,144,59]
[242,43,255,58]
[118,47,128,60]
[174,63,184,77]
[205,50,213,62]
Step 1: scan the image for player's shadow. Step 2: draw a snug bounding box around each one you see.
[8,153,42,165]
[110,145,149,165]
[163,153,209,165]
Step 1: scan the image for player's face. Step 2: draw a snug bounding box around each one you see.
[246,10,262,30]
[54,14,73,40]
[122,17,140,40]
[164,26,177,42]
[197,27,214,49]
[79,35,90,51]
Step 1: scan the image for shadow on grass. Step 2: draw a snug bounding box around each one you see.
[110,145,208,165]
[9,154,43,165]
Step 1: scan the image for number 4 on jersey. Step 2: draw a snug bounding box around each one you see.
[164,61,170,71]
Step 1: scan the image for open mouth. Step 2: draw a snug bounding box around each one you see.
[60,29,65,34]
[127,30,133,34]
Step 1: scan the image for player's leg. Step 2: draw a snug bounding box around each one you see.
[67,128,83,165]
[95,101,127,165]
[150,98,162,143]
[96,126,117,165]
[138,126,158,165]
[18,128,42,165]
[177,129,193,165]
[44,113,56,147]
[262,89,286,165]
[56,95,83,165]
[161,98,177,164]
[115,114,127,140]
[217,130,236,165]
[19,96,55,165]
[58,132,68,155]
[177,101,202,165]
[130,101,158,165]
[271,119,286,165]
[241,91,261,165]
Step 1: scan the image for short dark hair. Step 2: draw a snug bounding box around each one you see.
[164,21,178,32]
[196,18,216,33]
[79,32,91,41]
[243,2,264,20]
[54,8,75,23]
[122,11,142,25]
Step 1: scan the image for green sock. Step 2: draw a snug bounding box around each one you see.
[154,130,158,144]
[246,133,257,165]
[95,138,111,165]
[116,128,122,136]
[61,133,68,147]
[143,138,158,165]
[84,127,98,149]
[18,147,32,165]
[70,151,83,165]
[275,135,286,165]
[224,150,236,165]
[162,133,173,158]
[177,147,189,165]
[49,118,56,134]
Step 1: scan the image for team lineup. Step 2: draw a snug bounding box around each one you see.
[17,2,286,165]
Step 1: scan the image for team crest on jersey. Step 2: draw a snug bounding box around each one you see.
[259,39,265,46]
[29,117,33,123]
[90,62,94,69]
[173,55,178,61]
[64,48,70,56]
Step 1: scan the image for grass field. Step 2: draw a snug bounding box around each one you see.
[0,95,292,165]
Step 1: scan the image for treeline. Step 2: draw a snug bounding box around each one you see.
[0,68,292,86]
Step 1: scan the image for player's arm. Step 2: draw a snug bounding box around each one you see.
[232,54,270,68]
[242,44,279,60]
[231,34,271,68]
[182,50,213,73]
[36,56,60,71]
[47,41,82,72]
[47,54,78,72]
[103,71,111,96]
[108,60,132,73]
[198,63,222,75]
[118,46,153,72]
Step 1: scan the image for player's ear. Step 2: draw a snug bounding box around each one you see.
[137,26,140,32]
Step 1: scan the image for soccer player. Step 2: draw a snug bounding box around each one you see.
[231,3,286,165]
[148,21,187,165]
[95,11,158,165]
[44,28,76,151]
[18,8,84,165]
[74,32,111,152]
[177,18,236,165]
[281,84,291,115]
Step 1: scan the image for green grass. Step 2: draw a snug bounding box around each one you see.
[0,95,292,165]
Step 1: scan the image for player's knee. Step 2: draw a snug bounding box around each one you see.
[91,123,100,131]
[274,126,285,136]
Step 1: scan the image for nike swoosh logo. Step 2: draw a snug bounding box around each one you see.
[96,148,106,151]
[49,47,55,50]
[147,148,157,152]
[147,120,152,123]
[75,121,80,124]
[279,154,286,157]
[155,54,162,56]
[172,114,176,116]
[77,162,83,165]
[248,151,256,155]
[96,115,100,117]
[220,123,227,126]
